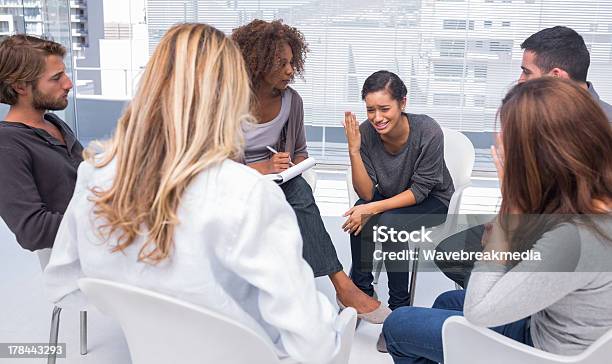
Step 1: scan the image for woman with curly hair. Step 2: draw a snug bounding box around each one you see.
[232,19,390,323]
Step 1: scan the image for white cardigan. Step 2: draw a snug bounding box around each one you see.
[43,158,339,363]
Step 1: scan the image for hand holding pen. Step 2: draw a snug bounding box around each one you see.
[266,145,293,173]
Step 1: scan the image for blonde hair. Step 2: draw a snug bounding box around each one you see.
[87,23,253,263]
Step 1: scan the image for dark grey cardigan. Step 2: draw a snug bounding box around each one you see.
[276,87,309,161]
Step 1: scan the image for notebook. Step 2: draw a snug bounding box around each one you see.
[265,157,316,184]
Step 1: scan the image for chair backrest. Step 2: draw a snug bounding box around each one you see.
[346,168,359,207]
[79,278,281,364]
[346,126,475,214]
[443,316,612,364]
[79,278,357,364]
[302,168,317,192]
[441,127,475,216]
[331,307,358,364]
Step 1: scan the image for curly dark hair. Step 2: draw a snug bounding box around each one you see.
[231,19,309,90]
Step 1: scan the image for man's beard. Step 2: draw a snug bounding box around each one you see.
[32,85,68,111]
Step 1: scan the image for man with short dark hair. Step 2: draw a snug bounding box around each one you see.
[0,34,83,251]
[436,26,612,289]
[519,26,612,121]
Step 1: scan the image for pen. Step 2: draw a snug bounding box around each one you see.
[266,145,294,166]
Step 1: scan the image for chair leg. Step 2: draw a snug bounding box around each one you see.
[373,242,383,284]
[372,259,383,284]
[408,247,420,306]
[80,311,87,355]
[47,306,61,364]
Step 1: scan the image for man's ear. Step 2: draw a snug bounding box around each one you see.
[548,67,571,80]
[11,81,30,96]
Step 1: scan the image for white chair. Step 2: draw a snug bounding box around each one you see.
[302,168,317,192]
[36,248,88,364]
[78,278,358,364]
[442,316,612,364]
[345,126,475,303]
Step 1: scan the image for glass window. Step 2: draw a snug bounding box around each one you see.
[0,21,9,33]
[433,93,462,106]
[434,63,464,78]
[490,40,513,53]
[36,0,612,175]
[443,19,467,30]
[438,39,466,57]
[473,64,488,80]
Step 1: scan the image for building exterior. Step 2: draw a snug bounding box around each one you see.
[3,0,611,170]
[0,0,91,57]
[0,13,23,35]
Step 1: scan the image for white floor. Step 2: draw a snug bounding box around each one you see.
[0,171,498,364]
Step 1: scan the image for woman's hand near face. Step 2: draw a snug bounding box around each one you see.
[491,133,505,185]
[481,217,510,265]
[343,111,361,155]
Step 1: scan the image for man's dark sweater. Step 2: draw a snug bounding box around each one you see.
[0,113,83,251]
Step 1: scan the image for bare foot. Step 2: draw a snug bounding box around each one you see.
[330,271,380,313]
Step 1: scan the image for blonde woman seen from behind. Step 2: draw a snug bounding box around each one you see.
[43,23,340,363]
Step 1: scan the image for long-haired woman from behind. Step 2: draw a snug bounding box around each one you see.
[382,77,612,363]
[43,23,341,363]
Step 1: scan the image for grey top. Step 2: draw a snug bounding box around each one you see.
[464,216,612,355]
[240,87,308,164]
[243,90,292,164]
[359,113,454,206]
[587,82,612,123]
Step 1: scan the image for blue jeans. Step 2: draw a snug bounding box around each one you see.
[349,192,448,310]
[383,290,533,364]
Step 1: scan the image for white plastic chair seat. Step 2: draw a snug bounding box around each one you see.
[79,278,357,364]
[442,316,612,364]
